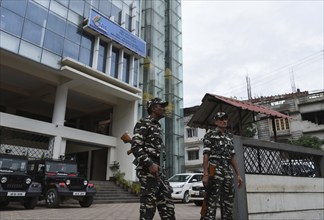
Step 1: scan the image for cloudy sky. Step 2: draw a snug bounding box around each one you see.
[181,0,324,107]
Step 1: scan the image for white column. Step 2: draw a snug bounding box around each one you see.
[106,147,115,180]
[92,36,100,69]
[51,85,68,159]
[105,43,112,75]
[52,85,68,126]
[118,49,124,80]
[129,55,135,85]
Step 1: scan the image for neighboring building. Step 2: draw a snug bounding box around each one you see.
[0,0,183,181]
[183,90,324,171]
[251,90,324,144]
[183,106,205,173]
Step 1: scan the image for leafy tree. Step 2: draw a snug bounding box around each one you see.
[289,135,323,150]
[243,124,256,138]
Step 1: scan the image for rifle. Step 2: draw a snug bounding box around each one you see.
[120,132,171,193]
[200,163,216,219]
[120,132,133,155]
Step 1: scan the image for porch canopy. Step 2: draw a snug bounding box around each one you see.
[188,93,293,140]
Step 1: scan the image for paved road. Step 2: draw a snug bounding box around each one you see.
[0,202,221,220]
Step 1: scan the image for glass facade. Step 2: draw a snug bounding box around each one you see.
[141,0,184,176]
[0,0,184,176]
[0,0,140,85]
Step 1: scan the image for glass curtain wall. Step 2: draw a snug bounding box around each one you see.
[0,0,140,86]
[141,0,184,177]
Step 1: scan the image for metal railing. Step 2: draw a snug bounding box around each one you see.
[0,126,53,159]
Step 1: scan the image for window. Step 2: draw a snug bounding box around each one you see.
[22,20,44,46]
[275,118,290,131]
[63,39,79,60]
[122,54,130,83]
[44,30,64,55]
[187,127,198,138]
[65,22,81,44]
[188,150,199,160]
[47,12,66,36]
[26,1,48,27]
[0,8,24,37]
[2,0,27,16]
[97,41,107,73]
[110,48,119,78]
[79,34,93,66]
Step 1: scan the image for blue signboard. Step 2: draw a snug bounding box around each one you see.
[87,9,146,58]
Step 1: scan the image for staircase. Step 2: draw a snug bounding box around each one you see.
[91,180,139,204]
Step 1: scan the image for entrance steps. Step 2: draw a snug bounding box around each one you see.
[91,180,139,204]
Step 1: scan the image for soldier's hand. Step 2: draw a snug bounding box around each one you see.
[149,163,160,177]
[237,175,244,188]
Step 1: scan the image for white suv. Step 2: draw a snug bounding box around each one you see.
[168,173,203,203]
[189,181,204,206]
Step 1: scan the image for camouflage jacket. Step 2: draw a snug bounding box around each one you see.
[131,116,165,169]
[203,128,235,162]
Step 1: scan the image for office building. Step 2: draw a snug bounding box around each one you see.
[0,0,183,181]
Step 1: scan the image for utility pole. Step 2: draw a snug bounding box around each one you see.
[246,74,252,101]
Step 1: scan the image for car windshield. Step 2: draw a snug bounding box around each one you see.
[169,174,191,182]
[0,157,27,172]
[45,161,78,174]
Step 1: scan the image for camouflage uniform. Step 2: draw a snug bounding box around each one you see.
[202,128,235,220]
[131,115,175,220]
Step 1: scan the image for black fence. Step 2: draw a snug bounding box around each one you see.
[243,145,320,177]
[0,126,53,159]
[233,136,324,220]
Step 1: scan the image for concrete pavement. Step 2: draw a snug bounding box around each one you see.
[0,202,221,220]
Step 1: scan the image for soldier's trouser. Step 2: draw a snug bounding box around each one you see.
[203,167,234,220]
[137,170,175,220]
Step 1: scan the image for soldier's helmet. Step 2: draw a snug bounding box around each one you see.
[214,112,228,120]
[147,98,168,114]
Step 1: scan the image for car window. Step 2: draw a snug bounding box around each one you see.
[169,174,190,182]
[189,174,203,183]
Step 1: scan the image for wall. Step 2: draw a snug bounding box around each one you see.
[246,174,324,220]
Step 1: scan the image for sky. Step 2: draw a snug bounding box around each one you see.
[181,0,324,107]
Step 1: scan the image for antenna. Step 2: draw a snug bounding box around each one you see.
[246,74,252,100]
[290,67,296,93]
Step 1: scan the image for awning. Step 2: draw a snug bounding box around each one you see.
[188,93,293,137]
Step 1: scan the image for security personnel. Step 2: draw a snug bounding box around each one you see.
[131,98,175,220]
[201,112,243,220]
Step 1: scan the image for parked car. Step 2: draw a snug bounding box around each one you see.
[189,181,204,206]
[281,160,315,177]
[27,158,96,208]
[0,153,42,209]
[168,173,203,203]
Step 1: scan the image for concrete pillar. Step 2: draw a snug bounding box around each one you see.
[92,36,100,69]
[105,43,112,75]
[87,150,92,179]
[118,49,124,80]
[129,55,135,86]
[111,101,138,181]
[106,147,115,180]
[51,85,68,159]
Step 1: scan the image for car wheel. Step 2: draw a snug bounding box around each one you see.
[182,191,190,203]
[23,196,39,209]
[46,188,60,208]
[79,196,94,207]
[194,200,203,206]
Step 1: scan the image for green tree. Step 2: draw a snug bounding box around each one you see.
[289,135,323,150]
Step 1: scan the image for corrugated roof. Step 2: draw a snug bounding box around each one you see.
[188,93,293,132]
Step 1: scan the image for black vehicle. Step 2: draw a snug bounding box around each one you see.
[27,158,96,208]
[0,153,41,209]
